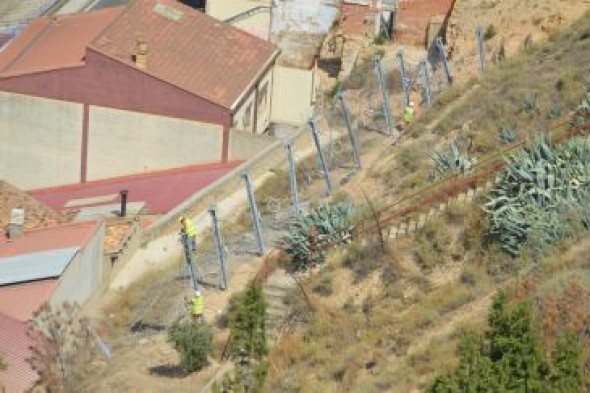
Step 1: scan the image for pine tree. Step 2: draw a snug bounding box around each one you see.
[550,332,583,393]
[486,291,549,392]
[426,375,458,393]
[454,335,496,393]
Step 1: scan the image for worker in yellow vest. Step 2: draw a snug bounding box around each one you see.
[190,289,205,323]
[180,216,197,252]
[403,101,415,133]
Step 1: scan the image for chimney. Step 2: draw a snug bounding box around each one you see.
[134,41,148,69]
[7,207,24,238]
[120,189,129,218]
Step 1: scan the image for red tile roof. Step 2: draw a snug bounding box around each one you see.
[0,6,124,77]
[30,161,242,215]
[0,181,69,234]
[90,0,279,109]
[0,312,37,393]
[0,279,57,322]
[0,220,102,257]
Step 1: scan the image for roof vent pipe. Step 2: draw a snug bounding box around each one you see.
[134,41,148,69]
[7,207,24,239]
[120,189,129,218]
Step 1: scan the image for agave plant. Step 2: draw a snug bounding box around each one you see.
[279,202,355,271]
[570,91,590,127]
[498,125,518,144]
[521,93,539,115]
[430,140,472,176]
[484,135,590,256]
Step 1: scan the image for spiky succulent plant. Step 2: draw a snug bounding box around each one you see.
[499,125,518,144]
[279,202,355,271]
[484,135,590,256]
[430,141,472,176]
[570,91,590,127]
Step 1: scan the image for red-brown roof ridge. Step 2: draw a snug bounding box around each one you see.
[89,0,279,109]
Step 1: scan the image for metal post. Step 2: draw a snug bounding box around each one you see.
[396,50,410,107]
[374,56,395,138]
[435,37,453,85]
[476,26,486,74]
[338,94,362,170]
[285,142,300,215]
[421,59,433,106]
[208,206,229,290]
[241,172,265,256]
[179,231,199,291]
[308,118,332,195]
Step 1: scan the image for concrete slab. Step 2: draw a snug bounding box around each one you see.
[74,202,145,220]
[65,193,118,208]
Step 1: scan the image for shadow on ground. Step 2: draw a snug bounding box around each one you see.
[148,364,188,378]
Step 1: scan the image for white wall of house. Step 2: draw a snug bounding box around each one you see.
[51,221,106,308]
[0,91,83,189]
[206,0,271,40]
[270,65,316,125]
[87,106,223,181]
[232,68,274,134]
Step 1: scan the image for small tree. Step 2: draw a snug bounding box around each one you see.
[227,282,267,360]
[167,321,212,373]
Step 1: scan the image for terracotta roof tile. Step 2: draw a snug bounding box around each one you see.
[0,181,69,234]
[89,0,279,108]
[0,220,102,256]
[0,279,57,322]
[0,7,124,77]
[0,312,36,393]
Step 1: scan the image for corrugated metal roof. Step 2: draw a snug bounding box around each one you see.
[0,247,79,285]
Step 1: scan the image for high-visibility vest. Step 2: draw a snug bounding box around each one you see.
[185,219,197,238]
[403,106,415,123]
[191,295,204,316]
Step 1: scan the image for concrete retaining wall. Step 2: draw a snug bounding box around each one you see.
[52,220,105,307]
[0,91,83,189]
[228,128,276,160]
[87,106,223,181]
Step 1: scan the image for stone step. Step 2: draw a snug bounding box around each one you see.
[439,203,446,212]
[428,208,437,217]
[416,215,425,229]
[457,192,466,202]
[388,226,398,239]
[466,189,475,201]
[407,220,416,233]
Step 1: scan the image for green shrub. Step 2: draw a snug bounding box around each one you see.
[414,219,453,270]
[398,146,422,176]
[484,24,497,40]
[228,283,267,361]
[168,322,213,372]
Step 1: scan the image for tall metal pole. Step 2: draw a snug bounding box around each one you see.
[179,231,199,291]
[208,206,229,290]
[338,94,362,170]
[308,118,332,195]
[421,59,433,106]
[396,50,410,107]
[241,172,265,256]
[374,56,395,138]
[435,36,453,85]
[476,26,486,74]
[285,142,300,215]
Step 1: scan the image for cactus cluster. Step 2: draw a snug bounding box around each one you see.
[430,141,473,176]
[279,203,355,271]
[484,136,590,256]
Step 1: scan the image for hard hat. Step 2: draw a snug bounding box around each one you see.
[194,290,201,297]
[179,216,186,223]
[409,101,415,107]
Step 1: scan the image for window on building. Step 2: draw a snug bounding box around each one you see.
[243,104,252,130]
[257,83,268,114]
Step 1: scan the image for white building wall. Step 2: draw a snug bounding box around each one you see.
[87,106,223,181]
[0,91,83,189]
